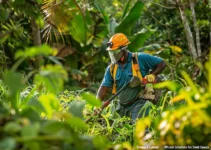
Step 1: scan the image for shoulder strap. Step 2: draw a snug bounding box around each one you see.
[132,53,143,81]
[109,53,143,95]
[110,63,118,94]
[109,63,114,75]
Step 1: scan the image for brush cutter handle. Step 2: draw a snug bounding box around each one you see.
[84,100,111,123]
[101,100,110,110]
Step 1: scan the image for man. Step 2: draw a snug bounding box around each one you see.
[96,33,166,120]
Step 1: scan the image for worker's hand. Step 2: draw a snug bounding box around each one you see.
[93,107,102,115]
[145,74,155,83]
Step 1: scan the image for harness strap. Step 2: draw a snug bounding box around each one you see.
[110,63,118,94]
[132,53,143,81]
[110,53,143,94]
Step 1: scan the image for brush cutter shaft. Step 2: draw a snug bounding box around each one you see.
[85,77,137,123]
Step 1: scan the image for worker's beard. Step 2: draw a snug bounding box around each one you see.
[109,50,124,63]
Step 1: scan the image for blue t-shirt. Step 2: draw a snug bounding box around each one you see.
[101,52,163,91]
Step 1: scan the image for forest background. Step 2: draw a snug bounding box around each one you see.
[0,0,211,149]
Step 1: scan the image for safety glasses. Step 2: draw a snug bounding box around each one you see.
[108,49,121,55]
[106,42,113,48]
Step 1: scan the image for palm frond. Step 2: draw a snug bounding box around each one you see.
[41,0,77,44]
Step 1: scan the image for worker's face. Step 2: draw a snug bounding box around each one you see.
[108,49,124,63]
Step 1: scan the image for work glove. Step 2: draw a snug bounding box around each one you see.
[145,74,155,83]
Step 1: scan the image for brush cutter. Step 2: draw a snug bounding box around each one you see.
[85,76,141,123]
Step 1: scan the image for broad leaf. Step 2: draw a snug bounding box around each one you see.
[0,6,10,21]
[81,92,102,107]
[115,1,144,36]
[139,44,162,54]
[0,138,16,150]
[66,1,89,45]
[66,116,88,131]
[3,71,25,110]
[39,94,60,118]
[154,81,182,92]
[34,65,68,94]
[3,71,25,97]
[128,28,155,52]
[41,121,66,134]
[121,0,132,20]
[68,100,85,119]
[28,97,46,113]
[94,3,109,24]
[4,122,21,134]
[21,108,40,122]
[69,14,86,45]
[21,123,40,138]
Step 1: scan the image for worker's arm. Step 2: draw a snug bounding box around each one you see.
[96,86,110,101]
[94,86,110,114]
[151,60,166,76]
[97,65,113,101]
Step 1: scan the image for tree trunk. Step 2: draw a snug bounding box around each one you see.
[31,18,41,46]
[189,0,201,58]
[176,0,198,59]
[31,18,43,68]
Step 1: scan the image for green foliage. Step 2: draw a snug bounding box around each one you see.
[135,52,211,146]
[34,65,68,94]
[128,28,155,52]
[101,1,154,52]
[81,92,102,107]
[3,71,25,111]
[0,5,10,22]
[0,46,107,150]
[15,45,57,59]
[115,1,144,36]
[0,19,26,45]
[39,94,60,118]
[0,0,211,149]
[1,45,211,149]
[0,138,16,150]
[0,0,155,88]
[69,100,85,119]
[139,44,162,53]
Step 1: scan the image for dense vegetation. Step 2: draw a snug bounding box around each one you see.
[0,0,211,149]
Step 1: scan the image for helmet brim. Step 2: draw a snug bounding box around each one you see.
[106,47,118,51]
[106,41,130,51]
